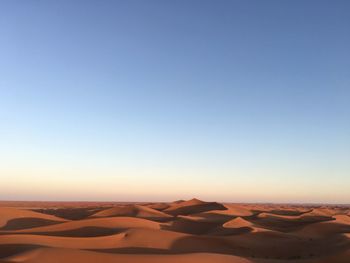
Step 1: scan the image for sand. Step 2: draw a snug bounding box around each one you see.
[0,200,349,263]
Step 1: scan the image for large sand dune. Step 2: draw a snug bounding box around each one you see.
[0,200,349,262]
[0,207,67,229]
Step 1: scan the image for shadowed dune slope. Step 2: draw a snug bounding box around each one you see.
[250,212,335,232]
[32,207,107,220]
[0,218,65,231]
[145,203,170,211]
[162,217,220,235]
[313,249,350,263]
[0,208,67,229]
[0,217,161,237]
[291,218,350,238]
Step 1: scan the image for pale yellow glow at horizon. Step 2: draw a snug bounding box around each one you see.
[1,160,349,204]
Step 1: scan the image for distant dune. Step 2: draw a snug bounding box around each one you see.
[91,204,172,221]
[0,199,349,262]
[163,198,226,216]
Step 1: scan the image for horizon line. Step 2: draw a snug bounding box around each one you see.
[1,199,349,206]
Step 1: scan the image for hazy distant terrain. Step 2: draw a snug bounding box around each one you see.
[0,199,349,263]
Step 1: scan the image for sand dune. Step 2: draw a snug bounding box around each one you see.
[291,216,350,238]
[182,204,253,223]
[0,207,67,230]
[257,212,333,223]
[91,204,172,221]
[164,198,226,216]
[221,204,255,217]
[0,217,161,237]
[250,211,336,233]
[223,217,254,229]
[0,200,349,262]
[145,203,170,211]
[332,215,350,224]
[0,228,189,251]
[311,207,349,216]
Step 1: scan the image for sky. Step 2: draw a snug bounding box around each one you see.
[0,0,349,203]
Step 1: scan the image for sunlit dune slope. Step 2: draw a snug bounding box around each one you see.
[5,247,252,263]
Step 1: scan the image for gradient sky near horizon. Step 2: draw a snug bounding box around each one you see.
[0,0,349,203]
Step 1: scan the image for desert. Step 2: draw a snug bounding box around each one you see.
[0,199,349,263]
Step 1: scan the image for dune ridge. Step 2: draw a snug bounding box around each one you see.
[91,204,172,221]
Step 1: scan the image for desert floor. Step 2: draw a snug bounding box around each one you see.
[0,199,349,263]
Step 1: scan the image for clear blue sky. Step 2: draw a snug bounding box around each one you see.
[0,0,349,203]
